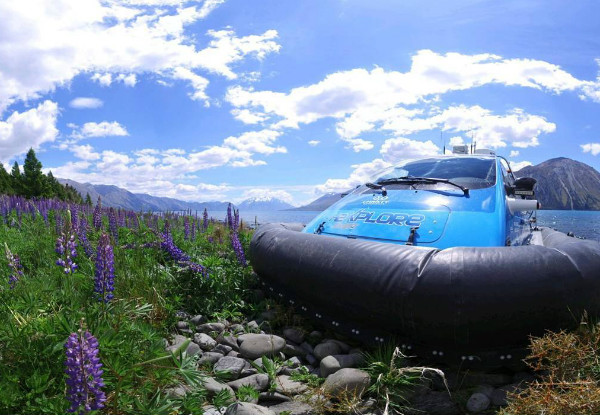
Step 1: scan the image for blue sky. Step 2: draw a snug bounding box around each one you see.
[1,0,600,205]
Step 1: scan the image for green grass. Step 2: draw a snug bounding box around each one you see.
[0,205,257,414]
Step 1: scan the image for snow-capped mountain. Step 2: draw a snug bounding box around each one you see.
[237,196,294,211]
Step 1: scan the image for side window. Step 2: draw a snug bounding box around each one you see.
[499,159,515,187]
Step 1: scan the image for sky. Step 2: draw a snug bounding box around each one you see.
[1,0,600,206]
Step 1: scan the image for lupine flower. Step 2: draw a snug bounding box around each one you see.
[77,216,94,257]
[93,197,102,230]
[190,218,196,241]
[56,232,78,274]
[226,203,233,229]
[64,329,106,414]
[233,208,240,231]
[94,234,114,303]
[160,223,208,276]
[108,208,118,244]
[5,243,23,289]
[55,211,64,235]
[202,208,208,231]
[230,231,247,267]
[184,216,190,240]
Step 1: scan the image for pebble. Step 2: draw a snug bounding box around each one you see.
[227,374,270,392]
[197,322,226,334]
[239,334,286,360]
[258,392,290,404]
[320,353,364,377]
[176,321,189,330]
[215,344,233,355]
[313,342,342,361]
[264,401,315,415]
[473,384,495,399]
[198,352,224,366]
[217,334,240,351]
[202,377,235,398]
[225,402,275,415]
[194,333,217,351]
[190,314,206,326]
[283,328,305,344]
[491,383,520,407]
[282,343,305,358]
[214,356,248,379]
[466,392,490,413]
[322,368,370,399]
[274,375,308,395]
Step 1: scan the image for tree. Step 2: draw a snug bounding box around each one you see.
[22,148,46,198]
[0,163,12,194]
[85,193,93,206]
[10,161,22,195]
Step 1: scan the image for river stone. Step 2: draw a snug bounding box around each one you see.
[198,352,224,366]
[194,333,217,351]
[466,392,490,413]
[258,391,291,404]
[322,368,370,398]
[284,357,302,369]
[214,344,233,355]
[214,356,248,379]
[323,339,351,353]
[203,406,226,415]
[300,342,314,355]
[217,334,240,351]
[305,354,317,366]
[167,340,201,357]
[247,320,260,331]
[176,321,189,330]
[313,342,342,361]
[225,402,275,415]
[230,324,245,334]
[240,368,259,377]
[228,351,241,358]
[165,384,188,398]
[239,334,286,359]
[190,314,206,326]
[283,328,305,344]
[202,377,235,398]
[404,390,460,415]
[320,353,365,377]
[274,375,308,395]
[474,384,495,399]
[265,401,315,415]
[307,331,323,345]
[198,322,226,334]
[227,374,270,392]
[283,343,306,358]
[491,383,521,406]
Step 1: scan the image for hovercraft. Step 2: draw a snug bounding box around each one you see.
[250,148,600,365]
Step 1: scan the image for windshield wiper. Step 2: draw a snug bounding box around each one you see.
[377,176,469,196]
[365,182,387,196]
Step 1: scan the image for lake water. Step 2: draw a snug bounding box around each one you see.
[206,209,600,241]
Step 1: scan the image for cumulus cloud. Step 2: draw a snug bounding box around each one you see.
[582,143,600,156]
[315,158,391,194]
[510,160,533,172]
[380,137,440,163]
[0,0,279,112]
[509,150,520,157]
[0,101,58,160]
[71,121,129,139]
[308,140,320,146]
[69,97,104,109]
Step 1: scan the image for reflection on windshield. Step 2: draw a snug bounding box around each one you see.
[373,157,496,190]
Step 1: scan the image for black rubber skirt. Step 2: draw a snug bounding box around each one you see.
[250,223,600,365]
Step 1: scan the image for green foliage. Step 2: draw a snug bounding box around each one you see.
[236,385,260,402]
[0,206,256,414]
[290,366,324,388]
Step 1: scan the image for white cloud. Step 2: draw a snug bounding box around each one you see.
[315,158,391,194]
[171,67,210,103]
[345,138,374,152]
[231,108,267,124]
[69,97,104,109]
[581,143,600,156]
[0,100,58,160]
[240,188,294,204]
[0,0,278,113]
[448,136,464,147]
[308,140,320,146]
[509,150,520,158]
[223,129,286,155]
[380,137,440,163]
[71,144,101,161]
[510,160,533,172]
[71,121,129,139]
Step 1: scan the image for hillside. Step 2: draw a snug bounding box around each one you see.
[288,192,343,211]
[516,157,600,210]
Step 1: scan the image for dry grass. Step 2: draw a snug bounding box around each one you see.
[500,319,600,415]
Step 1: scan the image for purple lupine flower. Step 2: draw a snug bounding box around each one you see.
[64,329,106,414]
[56,232,78,274]
[202,208,208,231]
[230,231,247,267]
[108,208,118,244]
[160,224,208,276]
[5,243,24,289]
[190,218,196,241]
[93,197,102,230]
[77,216,94,257]
[94,234,114,303]
[70,206,79,234]
[233,208,240,231]
[55,211,64,235]
[226,203,233,230]
[184,216,190,241]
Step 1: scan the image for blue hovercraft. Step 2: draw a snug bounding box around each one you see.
[250,147,600,365]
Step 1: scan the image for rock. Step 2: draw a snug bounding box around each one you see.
[239,334,286,360]
[320,353,364,377]
[284,357,302,369]
[202,377,235,398]
[474,384,495,399]
[305,354,317,366]
[176,310,191,319]
[258,392,291,404]
[198,352,224,366]
[313,342,342,361]
[323,339,351,353]
[225,402,275,415]
[214,356,248,379]
[240,368,259,377]
[259,310,277,322]
[282,343,306,358]
[322,368,370,399]
[300,342,314,355]
[513,371,536,385]
[227,374,270,392]
[203,406,226,415]
[466,392,490,413]
[264,401,315,415]
[167,337,201,357]
[194,333,217,351]
[307,331,323,345]
[462,372,513,387]
[230,324,245,334]
[279,367,303,376]
[198,322,226,334]
[217,334,240,352]
[491,383,521,407]
[405,390,460,415]
[274,375,308,395]
[283,328,305,344]
[215,344,233,355]
[228,351,240,358]
[164,384,188,398]
[190,314,206,326]
[176,321,190,330]
[247,320,260,331]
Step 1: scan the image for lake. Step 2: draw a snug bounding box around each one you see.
[206,209,600,242]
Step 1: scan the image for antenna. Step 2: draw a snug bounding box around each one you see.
[441,131,445,155]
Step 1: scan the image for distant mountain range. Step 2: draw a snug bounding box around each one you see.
[516,157,600,210]
[287,192,343,211]
[57,179,295,212]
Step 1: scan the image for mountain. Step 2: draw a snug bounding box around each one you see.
[237,196,294,211]
[516,157,600,210]
[289,192,343,211]
[58,179,230,212]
